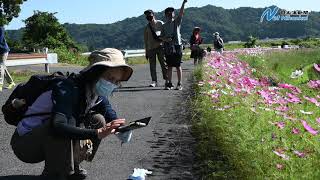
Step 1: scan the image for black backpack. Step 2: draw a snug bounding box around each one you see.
[214,38,224,49]
[2,72,69,126]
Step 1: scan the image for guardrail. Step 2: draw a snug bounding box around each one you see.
[81,50,146,59]
[283,45,300,49]
[82,49,191,60]
[6,53,58,73]
[122,49,145,59]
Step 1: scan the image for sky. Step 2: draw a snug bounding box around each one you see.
[6,0,319,30]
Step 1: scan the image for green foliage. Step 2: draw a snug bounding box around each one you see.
[53,47,88,66]
[244,35,257,48]
[5,35,25,52]
[7,5,320,50]
[22,11,78,50]
[240,49,320,85]
[0,0,26,26]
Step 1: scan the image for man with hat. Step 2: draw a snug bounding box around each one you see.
[161,0,188,90]
[10,48,133,180]
[213,32,224,53]
[143,9,168,88]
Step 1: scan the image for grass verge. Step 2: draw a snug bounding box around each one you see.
[11,70,43,83]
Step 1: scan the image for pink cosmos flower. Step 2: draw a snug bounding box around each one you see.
[276,164,284,170]
[292,128,300,134]
[301,120,318,135]
[286,93,301,104]
[277,83,302,94]
[278,83,295,89]
[314,63,320,72]
[316,118,320,124]
[259,77,270,87]
[273,150,290,160]
[308,80,320,89]
[293,150,306,158]
[284,114,298,121]
[304,96,320,107]
[276,106,289,112]
[275,122,285,129]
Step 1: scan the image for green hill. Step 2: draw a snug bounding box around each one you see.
[7,5,320,50]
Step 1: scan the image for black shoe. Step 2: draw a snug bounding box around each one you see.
[165,82,174,90]
[41,172,67,180]
[68,167,87,180]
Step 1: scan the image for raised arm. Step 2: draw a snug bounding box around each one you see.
[179,0,188,18]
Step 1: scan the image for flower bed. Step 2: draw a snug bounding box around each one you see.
[193,49,320,179]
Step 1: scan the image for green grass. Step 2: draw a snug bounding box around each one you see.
[10,70,44,83]
[126,56,149,65]
[202,43,245,51]
[238,49,320,85]
[192,49,320,179]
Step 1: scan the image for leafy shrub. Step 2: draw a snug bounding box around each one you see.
[54,47,88,66]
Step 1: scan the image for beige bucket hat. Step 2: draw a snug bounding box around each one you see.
[82,48,133,81]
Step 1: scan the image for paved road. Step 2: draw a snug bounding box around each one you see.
[0,61,198,180]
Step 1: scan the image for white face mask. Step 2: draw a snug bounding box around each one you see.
[95,78,118,97]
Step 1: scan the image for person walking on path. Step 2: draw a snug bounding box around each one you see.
[0,26,15,92]
[9,48,133,180]
[213,32,224,54]
[144,10,168,88]
[189,27,204,65]
[161,0,188,90]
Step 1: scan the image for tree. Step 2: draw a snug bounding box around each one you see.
[244,35,258,48]
[0,0,27,26]
[22,11,78,50]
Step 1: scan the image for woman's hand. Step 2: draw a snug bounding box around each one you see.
[97,119,126,139]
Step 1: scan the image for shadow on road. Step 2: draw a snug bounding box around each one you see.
[119,85,150,89]
[116,88,164,92]
[0,176,43,180]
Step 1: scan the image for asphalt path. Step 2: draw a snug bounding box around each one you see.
[0,61,198,180]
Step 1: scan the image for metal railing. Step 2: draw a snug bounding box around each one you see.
[82,49,191,60]
[123,49,192,59]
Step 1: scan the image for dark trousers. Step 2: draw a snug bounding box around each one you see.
[147,47,168,82]
[10,113,106,176]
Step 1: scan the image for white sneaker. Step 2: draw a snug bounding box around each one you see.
[6,82,16,89]
[175,83,183,90]
[149,81,157,87]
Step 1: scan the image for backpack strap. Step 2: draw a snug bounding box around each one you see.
[148,23,162,42]
[22,112,52,118]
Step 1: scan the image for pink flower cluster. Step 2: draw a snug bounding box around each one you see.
[308,80,320,89]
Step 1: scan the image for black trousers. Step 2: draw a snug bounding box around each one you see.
[10,113,106,176]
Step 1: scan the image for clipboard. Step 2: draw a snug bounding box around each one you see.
[116,116,152,133]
